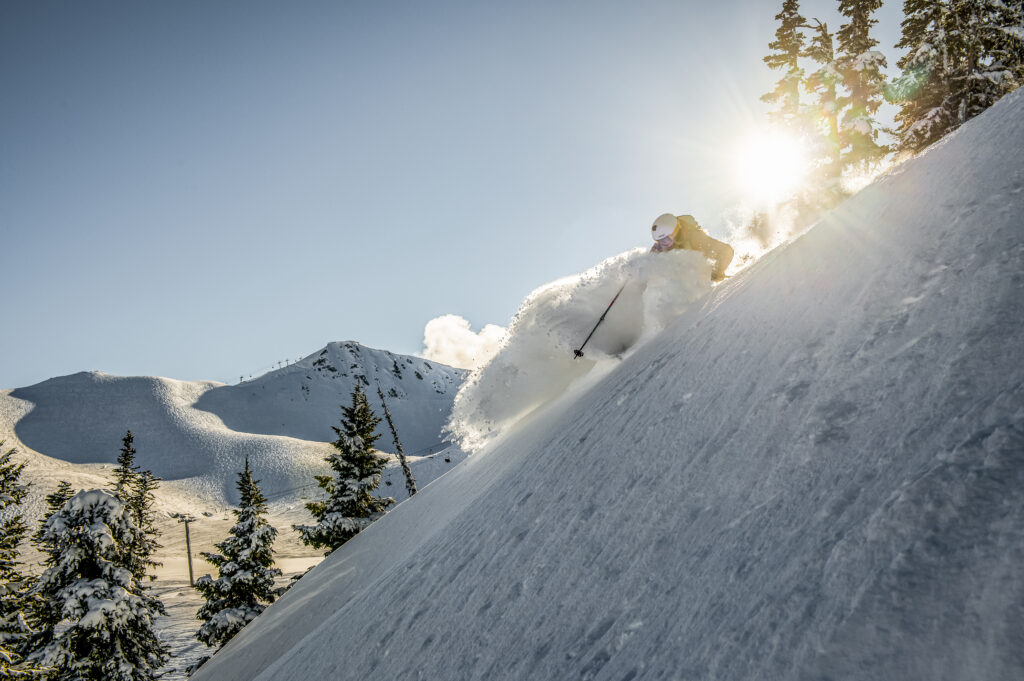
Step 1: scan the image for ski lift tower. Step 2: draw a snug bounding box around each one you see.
[171,513,198,586]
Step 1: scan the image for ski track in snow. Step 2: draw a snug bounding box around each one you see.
[193,89,1024,681]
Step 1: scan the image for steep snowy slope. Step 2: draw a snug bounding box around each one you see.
[7,343,465,503]
[194,89,1024,681]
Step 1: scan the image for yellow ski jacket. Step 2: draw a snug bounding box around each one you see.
[651,214,734,281]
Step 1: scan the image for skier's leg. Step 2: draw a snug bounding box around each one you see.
[711,241,734,281]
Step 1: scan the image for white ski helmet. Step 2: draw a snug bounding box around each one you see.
[651,213,677,241]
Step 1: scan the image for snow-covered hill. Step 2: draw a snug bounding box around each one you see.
[193,88,1024,681]
[194,341,463,454]
[4,342,465,504]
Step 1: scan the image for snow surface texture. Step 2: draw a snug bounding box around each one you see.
[448,247,713,450]
[194,88,1024,681]
[7,342,465,504]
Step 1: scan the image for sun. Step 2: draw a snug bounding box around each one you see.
[733,130,810,207]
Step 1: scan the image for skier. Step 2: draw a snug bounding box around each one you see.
[650,213,734,281]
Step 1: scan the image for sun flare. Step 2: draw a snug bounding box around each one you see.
[733,131,810,207]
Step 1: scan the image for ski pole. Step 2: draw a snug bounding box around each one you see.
[573,283,627,359]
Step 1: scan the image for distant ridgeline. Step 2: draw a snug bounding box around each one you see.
[194,341,466,451]
[9,342,466,503]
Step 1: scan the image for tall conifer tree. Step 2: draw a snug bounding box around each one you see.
[893,0,1023,151]
[762,0,808,128]
[295,384,395,553]
[112,430,140,497]
[109,431,162,581]
[0,444,38,678]
[945,0,1023,125]
[892,0,954,151]
[126,470,162,582]
[28,490,168,681]
[837,0,889,170]
[804,18,844,201]
[25,481,75,658]
[195,459,281,648]
[377,383,417,498]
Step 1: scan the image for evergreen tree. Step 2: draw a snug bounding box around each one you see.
[803,18,844,203]
[125,471,162,582]
[195,459,281,648]
[111,430,140,498]
[27,490,168,681]
[892,0,954,151]
[24,481,76,661]
[294,384,395,553]
[0,444,38,678]
[1010,0,1024,77]
[37,482,76,532]
[836,0,890,170]
[892,0,1023,152]
[108,431,162,581]
[944,0,1023,126]
[762,0,808,127]
[376,382,417,498]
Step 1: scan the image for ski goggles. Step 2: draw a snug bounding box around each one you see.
[653,235,674,251]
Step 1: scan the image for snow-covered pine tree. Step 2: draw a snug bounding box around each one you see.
[194,459,281,648]
[38,482,75,528]
[24,481,76,659]
[376,382,417,497]
[803,18,844,203]
[893,0,1023,152]
[109,431,162,581]
[892,0,954,152]
[294,384,395,553]
[762,0,807,128]
[125,471,161,582]
[836,0,889,171]
[0,444,38,678]
[944,0,1024,126]
[1009,0,1024,83]
[27,490,168,681]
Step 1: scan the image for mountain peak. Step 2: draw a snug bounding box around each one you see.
[7,342,467,504]
[194,342,465,454]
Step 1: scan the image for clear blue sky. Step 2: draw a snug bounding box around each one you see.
[1,0,903,388]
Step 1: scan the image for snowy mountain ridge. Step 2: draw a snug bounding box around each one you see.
[193,89,1024,681]
[193,340,465,454]
[3,341,466,505]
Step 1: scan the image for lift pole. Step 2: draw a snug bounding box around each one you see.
[172,513,198,586]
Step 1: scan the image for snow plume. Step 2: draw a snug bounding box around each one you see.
[446,248,712,451]
[842,159,893,195]
[724,150,891,267]
[723,204,802,267]
[422,315,507,370]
